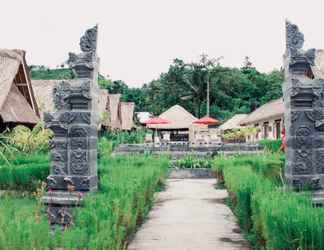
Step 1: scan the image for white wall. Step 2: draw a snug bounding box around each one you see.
[246,116,283,143]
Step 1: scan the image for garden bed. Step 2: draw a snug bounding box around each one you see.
[0,154,169,250]
[213,154,324,250]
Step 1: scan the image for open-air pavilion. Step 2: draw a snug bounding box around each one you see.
[146,105,197,142]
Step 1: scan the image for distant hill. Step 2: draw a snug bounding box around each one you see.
[29,66,111,89]
[29,66,74,80]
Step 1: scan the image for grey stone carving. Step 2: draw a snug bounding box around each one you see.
[42,26,99,227]
[283,21,324,203]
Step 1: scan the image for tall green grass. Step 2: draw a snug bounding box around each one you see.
[0,130,147,192]
[0,154,49,192]
[214,154,324,250]
[101,129,146,150]
[213,153,284,185]
[259,139,282,153]
[0,155,169,250]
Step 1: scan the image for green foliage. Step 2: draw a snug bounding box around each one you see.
[213,154,284,184]
[30,66,74,80]
[98,74,112,89]
[101,129,146,151]
[30,66,111,91]
[213,154,324,250]
[29,57,284,119]
[0,130,146,191]
[222,127,260,142]
[0,153,49,192]
[175,155,212,169]
[0,134,18,165]
[5,123,53,154]
[133,58,283,119]
[0,155,169,249]
[5,125,49,153]
[0,197,53,250]
[259,139,282,153]
[224,164,275,233]
[254,191,324,250]
[98,136,114,159]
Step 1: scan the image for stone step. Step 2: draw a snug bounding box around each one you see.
[312,190,324,206]
[312,190,324,197]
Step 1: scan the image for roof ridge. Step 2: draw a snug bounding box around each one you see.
[161,104,197,119]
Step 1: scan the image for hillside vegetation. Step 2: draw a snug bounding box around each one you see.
[30,56,283,120]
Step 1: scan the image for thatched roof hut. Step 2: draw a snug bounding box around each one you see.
[31,80,58,115]
[106,94,134,130]
[97,89,109,126]
[240,98,284,125]
[107,94,122,129]
[32,80,109,127]
[0,49,39,129]
[148,105,197,130]
[31,81,134,130]
[219,114,248,131]
[120,102,135,130]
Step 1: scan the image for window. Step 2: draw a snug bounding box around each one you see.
[275,119,281,139]
[263,122,269,139]
[254,124,259,140]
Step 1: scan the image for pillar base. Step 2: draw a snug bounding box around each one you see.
[312,190,324,206]
[42,191,85,226]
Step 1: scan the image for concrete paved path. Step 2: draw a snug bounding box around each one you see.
[127,179,250,250]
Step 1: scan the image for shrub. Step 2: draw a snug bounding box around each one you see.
[175,155,212,169]
[5,123,53,153]
[259,139,282,153]
[222,127,260,143]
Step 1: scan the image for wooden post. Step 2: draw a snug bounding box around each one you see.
[206,75,210,117]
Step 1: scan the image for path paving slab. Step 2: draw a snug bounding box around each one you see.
[127,179,250,250]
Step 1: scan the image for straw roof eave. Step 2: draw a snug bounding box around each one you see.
[219,114,248,130]
[32,80,110,127]
[0,49,39,124]
[0,50,23,111]
[0,84,39,124]
[240,114,283,126]
[239,98,284,126]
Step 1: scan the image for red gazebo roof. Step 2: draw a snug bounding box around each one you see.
[193,116,221,125]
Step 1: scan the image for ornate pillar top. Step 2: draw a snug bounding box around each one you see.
[286,21,304,56]
[80,25,98,54]
[68,25,99,79]
[285,21,315,73]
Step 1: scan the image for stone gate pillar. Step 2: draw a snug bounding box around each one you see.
[283,21,324,204]
[42,26,100,225]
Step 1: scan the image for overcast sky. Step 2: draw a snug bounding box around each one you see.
[1,0,324,87]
